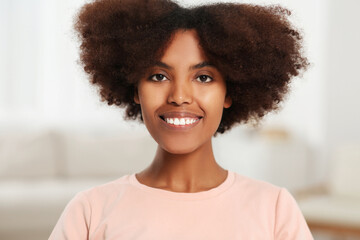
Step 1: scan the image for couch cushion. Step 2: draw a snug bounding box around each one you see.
[0,178,114,235]
[298,194,360,228]
[0,130,59,179]
[61,130,157,178]
[329,144,360,198]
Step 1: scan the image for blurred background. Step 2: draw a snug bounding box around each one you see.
[0,0,359,239]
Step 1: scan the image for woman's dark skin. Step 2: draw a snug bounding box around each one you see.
[134,29,231,193]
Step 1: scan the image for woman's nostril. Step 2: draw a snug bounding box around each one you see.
[168,88,193,105]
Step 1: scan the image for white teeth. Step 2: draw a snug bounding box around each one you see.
[174,118,180,125]
[164,117,199,126]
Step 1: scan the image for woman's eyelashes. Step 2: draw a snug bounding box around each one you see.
[196,75,213,83]
[149,73,168,82]
[148,73,213,83]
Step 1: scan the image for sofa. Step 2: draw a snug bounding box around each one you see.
[297,144,360,238]
[0,128,157,240]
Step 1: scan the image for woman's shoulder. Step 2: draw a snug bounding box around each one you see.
[73,174,134,205]
[232,172,283,195]
[230,172,299,207]
[231,172,307,222]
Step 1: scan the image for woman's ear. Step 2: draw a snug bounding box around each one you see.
[224,95,232,109]
[134,86,140,104]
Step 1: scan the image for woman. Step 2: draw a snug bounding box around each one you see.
[50,0,312,239]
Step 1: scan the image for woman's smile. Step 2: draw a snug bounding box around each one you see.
[134,29,231,154]
[159,111,203,130]
[159,111,203,129]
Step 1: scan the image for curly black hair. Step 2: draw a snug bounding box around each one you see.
[74,0,309,134]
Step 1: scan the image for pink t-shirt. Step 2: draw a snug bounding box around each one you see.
[49,170,313,239]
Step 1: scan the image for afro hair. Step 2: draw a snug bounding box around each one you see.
[74,0,309,133]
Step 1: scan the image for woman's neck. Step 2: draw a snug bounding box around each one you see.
[136,139,228,193]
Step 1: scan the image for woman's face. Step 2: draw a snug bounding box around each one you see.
[134,29,231,154]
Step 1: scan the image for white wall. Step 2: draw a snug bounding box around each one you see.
[325,0,360,176]
[0,0,136,132]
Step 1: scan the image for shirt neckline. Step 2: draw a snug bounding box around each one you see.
[129,170,235,201]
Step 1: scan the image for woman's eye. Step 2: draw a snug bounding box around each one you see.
[149,74,168,82]
[196,75,213,83]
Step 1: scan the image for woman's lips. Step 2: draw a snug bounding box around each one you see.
[160,112,202,119]
[159,112,203,130]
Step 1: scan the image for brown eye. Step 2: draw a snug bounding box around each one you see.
[196,75,213,83]
[149,74,168,82]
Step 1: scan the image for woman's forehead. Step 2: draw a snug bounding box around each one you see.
[157,29,210,69]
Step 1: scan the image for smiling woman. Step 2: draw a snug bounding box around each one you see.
[49,0,312,239]
[134,29,231,155]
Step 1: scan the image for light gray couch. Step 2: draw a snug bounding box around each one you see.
[0,128,157,240]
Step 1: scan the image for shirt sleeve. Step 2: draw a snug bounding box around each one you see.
[274,188,314,240]
[49,192,91,240]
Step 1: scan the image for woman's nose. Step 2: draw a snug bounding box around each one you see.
[167,80,193,106]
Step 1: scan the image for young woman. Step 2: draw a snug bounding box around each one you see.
[50,0,312,239]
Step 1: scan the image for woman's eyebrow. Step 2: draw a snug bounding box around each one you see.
[153,61,215,70]
[189,61,215,70]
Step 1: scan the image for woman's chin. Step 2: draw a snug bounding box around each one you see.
[160,144,199,155]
